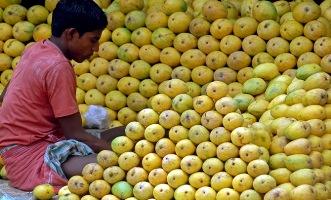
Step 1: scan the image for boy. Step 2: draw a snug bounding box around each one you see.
[0,0,124,192]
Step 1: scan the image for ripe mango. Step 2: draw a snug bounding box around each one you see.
[32,184,55,200]
[270,136,288,154]
[247,99,269,118]
[284,138,311,155]
[250,123,272,149]
[269,75,293,86]
[270,117,295,136]
[313,168,326,184]
[322,166,331,182]
[300,105,327,121]
[290,184,316,200]
[269,153,287,169]
[0,166,7,179]
[277,183,295,194]
[242,77,267,96]
[270,103,288,119]
[254,63,280,81]
[296,63,321,80]
[264,187,290,200]
[285,89,306,105]
[286,78,304,94]
[310,151,324,169]
[308,135,324,152]
[290,169,316,186]
[286,103,304,120]
[267,94,286,110]
[314,183,329,200]
[322,134,331,149]
[304,72,331,91]
[233,93,255,112]
[284,121,311,140]
[252,1,278,22]
[322,150,331,166]
[303,88,328,106]
[284,154,313,172]
[264,81,288,101]
[269,168,291,185]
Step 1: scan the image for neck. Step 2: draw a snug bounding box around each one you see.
[49,36,70,60]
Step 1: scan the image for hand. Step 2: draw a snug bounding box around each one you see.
[100,126,126,143]
[58,112,112,152]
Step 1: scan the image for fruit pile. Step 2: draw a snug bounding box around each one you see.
[0,0,53,92]
[0,0,331,199]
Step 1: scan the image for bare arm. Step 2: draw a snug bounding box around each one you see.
[57,112,116,152]
[99,126,126,142]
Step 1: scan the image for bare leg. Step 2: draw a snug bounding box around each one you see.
[61,154,97,178]
[61,126,125,178]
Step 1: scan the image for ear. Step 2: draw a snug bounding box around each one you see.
[63,28,80,41]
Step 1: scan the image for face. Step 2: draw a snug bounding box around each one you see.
[67,29,102,62]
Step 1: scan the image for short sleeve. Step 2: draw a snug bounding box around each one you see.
[45,62,79,118]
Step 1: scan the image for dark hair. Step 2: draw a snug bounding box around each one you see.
[52,0,107,37]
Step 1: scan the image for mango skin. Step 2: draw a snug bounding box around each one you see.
[284,138,311,155]
[284,154,313,172]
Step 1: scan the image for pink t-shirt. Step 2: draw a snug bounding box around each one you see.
[0,40,79,147]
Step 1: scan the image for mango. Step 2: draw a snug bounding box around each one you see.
[290,184,316,200]
[270,136,288,154]
[270,103,288,118]
[314,183,329,200]
[296,63,321,80]
[303,88,328,106]
[313,168,326,184]
[271,117,295,136]
[252,174,277,194]
[267,94,286,110]
[325,181,331,199]
[322,134,331,149]
[247,99,269,118]
[252,1,278,22]
[286,78,304,94]
[284,121,311,140]
[233,93,255,112]
[269,153,287,170]
[277,183,295,194]
[322,150,331,166]
[310,151,324,169]
[290,169,316,186]
[0,166,7,179]
[269,75,293,86]
[254,63,280,81]
[322,166,331,182]
[284,154,313,172]
[304,72,331,91]
[285,89,306,105]
[3,4,26,25]
[269,168,291,185]
[264,187,290,200]
[300,105,327,121]
[308,135,324,152]
[250,123,272,149]
[284,138,311,155]
[264,81,288,101]
[242,77,267,96]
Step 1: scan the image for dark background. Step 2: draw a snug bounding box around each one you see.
[21,0,45,8]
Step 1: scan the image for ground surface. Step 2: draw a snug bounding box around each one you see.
[0,129,103,200]
[0,180,33,200]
